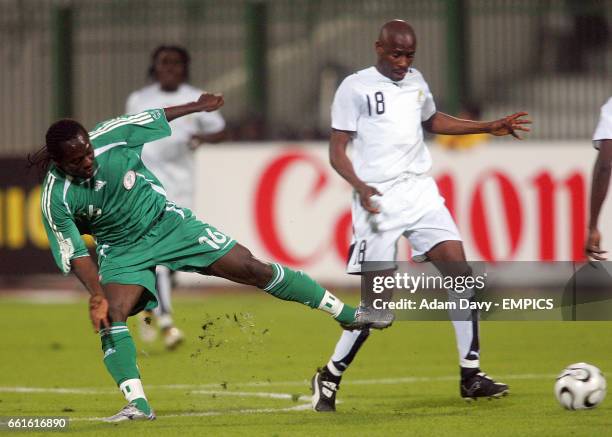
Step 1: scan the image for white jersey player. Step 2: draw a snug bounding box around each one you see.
[311,20,531,411]
[586,97,612,261]
[126,46,226,349]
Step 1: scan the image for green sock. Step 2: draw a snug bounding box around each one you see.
[101,322,151,415]
[263,264,356,324]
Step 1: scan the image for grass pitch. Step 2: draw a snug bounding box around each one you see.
[1,290,612,436]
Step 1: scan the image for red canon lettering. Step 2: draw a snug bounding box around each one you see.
[254,150,328,266]
[436,172,456,219]
[333,210,352,263]
[532,172,556,261]
[532,171,586,261]
[470,171,522,261]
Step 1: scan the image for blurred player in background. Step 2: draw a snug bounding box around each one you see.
[311,20,531,411]
[31,93,393,422]
[586,96,612,261]
[126,46,227,349]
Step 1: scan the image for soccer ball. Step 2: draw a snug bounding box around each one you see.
[554,363,607,410]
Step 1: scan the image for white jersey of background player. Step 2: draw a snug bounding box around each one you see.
[310,20,531,411]
[126,46,226,349]
[127,52,226,209]
[586,97,612,261]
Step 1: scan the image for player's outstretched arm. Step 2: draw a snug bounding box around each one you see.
[164,93,224,122]
[71,256,110,332]
[586,140,612,260]
[329,129,381,213]
[422,111,531,139]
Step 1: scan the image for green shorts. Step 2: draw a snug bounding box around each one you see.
[97,206,236,314]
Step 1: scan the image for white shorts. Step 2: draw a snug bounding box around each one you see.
[346,175,461,274]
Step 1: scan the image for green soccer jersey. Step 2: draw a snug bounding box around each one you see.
[41,109,172,273]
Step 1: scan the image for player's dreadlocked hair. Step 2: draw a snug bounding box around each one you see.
[148,45,190,81]
[27,119,87,177]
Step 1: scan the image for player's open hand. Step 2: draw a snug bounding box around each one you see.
[586,228,608,261]
[357,184,382,214]
[89,293,110,333]
[197,93,224,112]
[489,112,531,139]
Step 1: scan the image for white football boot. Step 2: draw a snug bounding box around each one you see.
[103,403,156,422]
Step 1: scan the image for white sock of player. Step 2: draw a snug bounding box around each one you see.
[154,265,174,329]
[326,329,371,377]
[119,378,148,404]
[448,287,480,377]
[452,317,480,374]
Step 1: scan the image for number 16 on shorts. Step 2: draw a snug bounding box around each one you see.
[198,228,228,249]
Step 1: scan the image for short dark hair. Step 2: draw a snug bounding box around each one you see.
[28,119,87,175]
[148,45,190,81]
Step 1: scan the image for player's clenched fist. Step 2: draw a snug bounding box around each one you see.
[89,293,110,332]
[356,184,382,214]
[197,93,224,112]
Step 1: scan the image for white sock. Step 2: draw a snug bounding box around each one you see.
[327,360,343,377]
[155,265,173,314]
[119,378,147,403]
[448,288,480,368]
[327,329,368,375]
[317,290,344,318]
[157,313,174,330]
[452,319,480,368]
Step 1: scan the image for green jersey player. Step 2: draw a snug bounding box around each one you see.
[32,93,393,422]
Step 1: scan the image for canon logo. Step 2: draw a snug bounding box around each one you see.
[253,149,587,266]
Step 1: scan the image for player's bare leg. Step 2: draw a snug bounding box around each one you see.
[426,240,509,400]
[102,284,156,422]
[201,243,393,329]
[425,240,467,268]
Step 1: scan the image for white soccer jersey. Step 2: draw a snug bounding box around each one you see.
[126,83,225,208]
[593,97,612,149]
[331,66,437,183]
